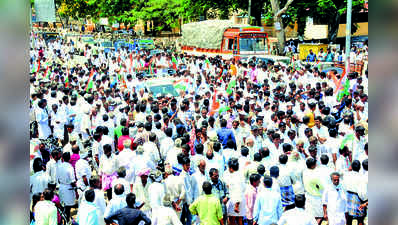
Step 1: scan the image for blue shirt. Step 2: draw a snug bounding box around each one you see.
[253,188,283,225]
[217,127,236,149]
[306,53,317,62]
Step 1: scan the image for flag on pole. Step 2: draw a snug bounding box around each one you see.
[209,90,220,116]
[84,69,95,92]
[43,66,50,79]
[65,74,69,88]
[129,53,133,73]
[172,56,178,70]
[205,59,210,69]
[226,79,237,95]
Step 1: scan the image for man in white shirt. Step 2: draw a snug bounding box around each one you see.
[277,194,317,225]
[57,152,77,221]
[34,188,58,225]
[117,139,136,190]
[99,144,119,200]
[104,184,127,222]
[192,159,207,201]
[76,189,99,225]
[253,175,283,225]
[75,151,92,200]
[46,149,61,188]
[179,157,195,225]
[322,172,348,225]
[30,158,50,199]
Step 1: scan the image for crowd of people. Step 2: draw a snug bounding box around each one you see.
[29,29,368,225]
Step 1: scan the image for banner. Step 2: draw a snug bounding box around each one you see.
[34,0,56,23]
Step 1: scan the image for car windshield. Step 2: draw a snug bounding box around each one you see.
[148,84,178,97]
[239,38,267,52]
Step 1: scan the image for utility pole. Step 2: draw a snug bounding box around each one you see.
[248,0,252,24]
[345,0,352,74]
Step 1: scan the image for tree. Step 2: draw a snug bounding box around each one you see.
[270,0,294,54]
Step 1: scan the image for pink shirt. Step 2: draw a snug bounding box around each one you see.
[245,185,258,220]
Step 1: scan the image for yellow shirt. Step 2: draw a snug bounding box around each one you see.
[305,110,315,128]
[189,194,223,225]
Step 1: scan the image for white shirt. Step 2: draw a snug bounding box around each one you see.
[75,159,92,189]
[57,162,76,185]
[322,186,347,225]
[46,159,61,185]
[180,170,195,205]
[34,200,58,225]
[277,207,317,225]
[148,182,166,209]
[99,154,119,175]
[192,171,207,201]
[117,149,136,183]
[152,206,182,225]
[143,141,161,164]
[104,195,127,219]
[160,137,174,157]
[30,171,50,195]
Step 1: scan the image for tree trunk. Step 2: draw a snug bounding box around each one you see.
[328,12,341,43]
[275,16,285,55]
[270,0,294,55]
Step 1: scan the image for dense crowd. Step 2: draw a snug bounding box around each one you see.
[30,30,368,225]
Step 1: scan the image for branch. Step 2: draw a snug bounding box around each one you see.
[275,0,294,18]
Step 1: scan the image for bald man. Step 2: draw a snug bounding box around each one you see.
[192,159,207,201]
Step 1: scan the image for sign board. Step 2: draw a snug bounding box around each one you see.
[34,0,56,22]
[239,33,267,38]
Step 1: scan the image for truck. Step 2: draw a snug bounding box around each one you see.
[181,20,270,61]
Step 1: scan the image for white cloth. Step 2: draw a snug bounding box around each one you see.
[224,170,246,217]
[57,162,76,206]
[117,149,136,183]
[99,154,119,176]
[46,159,61,185]
[191,171,207,201]
[104,195,127,219]
[36,107,51,139]
[34,200,58,225]
[75,159,92,191]
[148,182,166,209]
[152,206,182,225]
[30,171,50,195]
[322,186,347,225]
[277,207,317,225]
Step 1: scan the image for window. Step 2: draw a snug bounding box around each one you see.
[224,38,234,51]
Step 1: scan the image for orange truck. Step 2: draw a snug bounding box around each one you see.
[181,20,270,61]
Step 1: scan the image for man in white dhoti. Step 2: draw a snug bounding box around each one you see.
[322,172,348,225]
